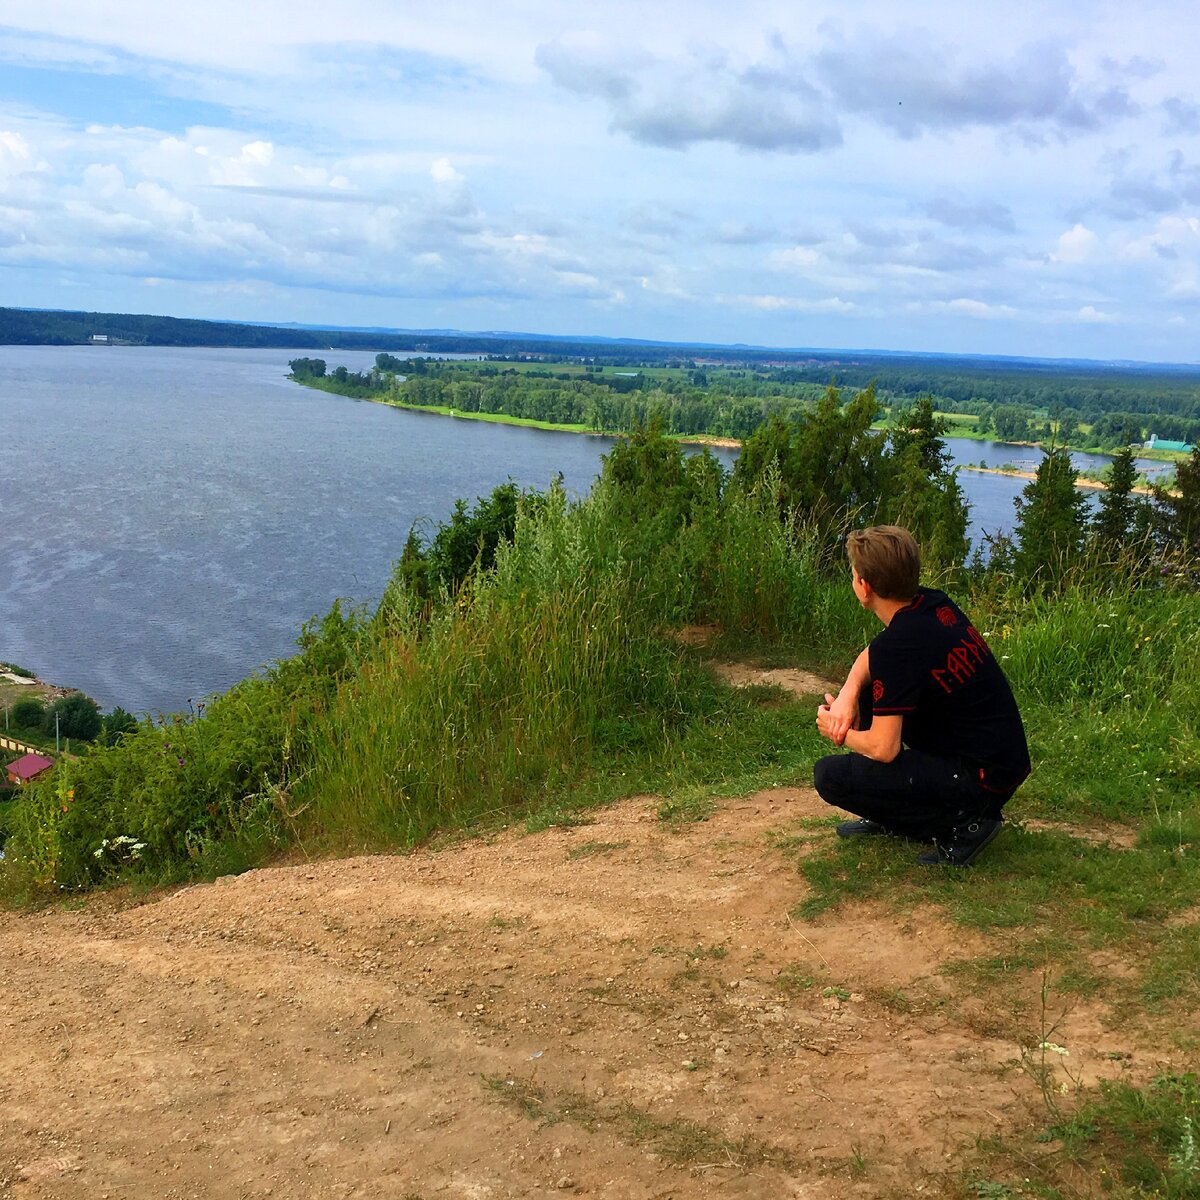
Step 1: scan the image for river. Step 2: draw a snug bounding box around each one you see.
[0,345,1169,715]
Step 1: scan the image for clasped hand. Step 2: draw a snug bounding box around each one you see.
[816,691,856,747]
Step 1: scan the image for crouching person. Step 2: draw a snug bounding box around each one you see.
[814,525,1029,867]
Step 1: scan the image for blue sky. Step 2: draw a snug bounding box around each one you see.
[1,1,1198,361]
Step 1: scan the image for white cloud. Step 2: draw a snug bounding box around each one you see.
[735,293,855,313]
[430,156,463,185]
[0,129,46,178]
[1051,223,1099,263]
[536,33,841,153]
[0,3,1197,358]
[912,298,1020,320]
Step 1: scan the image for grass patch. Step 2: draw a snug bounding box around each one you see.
[480,1074,792,1170]
[971,1073,1200,1200]
[618,1103,792,1169]
[786,821,1200,1015]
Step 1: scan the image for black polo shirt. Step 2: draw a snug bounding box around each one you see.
[868,589,1030,796]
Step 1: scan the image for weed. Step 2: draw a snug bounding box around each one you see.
[484,915,526,931]
[970,1182,1017,1199]
[657,792,717,825]
[775,964,816,995]
[480,1076,790,1170]
[617,1103,793,1170]
[480,1074,561,1126]
[1019,970,1083,1124]
[524,806,595,833]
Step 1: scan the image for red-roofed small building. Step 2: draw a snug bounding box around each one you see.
[6,753,54,785]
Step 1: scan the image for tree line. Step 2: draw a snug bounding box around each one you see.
[291,355,1197,454]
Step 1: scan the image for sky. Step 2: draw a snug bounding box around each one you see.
[1,1,1199,362]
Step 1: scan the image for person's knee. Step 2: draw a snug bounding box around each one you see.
[813,755,847,805]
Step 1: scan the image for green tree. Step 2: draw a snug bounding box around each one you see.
[992,404,1033,442]
[884,396,969,566]
[1089,412,1145,449]
[1153,447,1200,554]
[101,706,140,746]
[10,697,43,728]
[1053,406,1081,444]
[1012,448,1090,585]
[42,693,102,740]
[1092,447,1138,547]
[733,383,886,539]
[288,357,325,378]
[598,418,722,552]
[424,480,547,594]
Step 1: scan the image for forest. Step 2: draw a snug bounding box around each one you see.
[290,353,1200,454]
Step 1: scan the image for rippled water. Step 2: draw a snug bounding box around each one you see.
[0,346,634,713]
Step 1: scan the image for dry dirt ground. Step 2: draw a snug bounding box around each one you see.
[0,668,1180,1199]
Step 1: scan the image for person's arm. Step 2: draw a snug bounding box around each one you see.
[839,714,903,763]
[818,647,870,746]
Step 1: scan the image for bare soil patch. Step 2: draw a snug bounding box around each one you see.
[1020,818,1140,850]
[712,662,839,700]
[0,788,1176,1199]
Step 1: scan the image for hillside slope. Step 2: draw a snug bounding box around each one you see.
[1,782,1177,1200]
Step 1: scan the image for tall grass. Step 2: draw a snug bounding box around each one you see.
[302,494,708,847]
[965,580,1200,822]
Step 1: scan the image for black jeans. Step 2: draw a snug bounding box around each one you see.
[813,747,999,841]
[813,691,1003,840]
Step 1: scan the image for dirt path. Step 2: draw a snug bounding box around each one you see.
[0,780,1171,1200]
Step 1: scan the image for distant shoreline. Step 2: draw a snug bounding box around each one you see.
[958,464,1161,495]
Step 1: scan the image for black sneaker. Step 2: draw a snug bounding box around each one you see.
[917,817,1003,867]
[836,818,890,838]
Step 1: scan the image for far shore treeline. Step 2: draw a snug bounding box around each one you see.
[289,352,1200,461]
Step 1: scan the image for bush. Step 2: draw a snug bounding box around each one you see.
[100,707,140,746]
[4,602,366,890]
[42,693,102,741]
[10,698,44,728]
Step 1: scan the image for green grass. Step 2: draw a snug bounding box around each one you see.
[787,819,1200,1018]
[971,1073,1200,1200]
[480,1073,792,1169]
[567,839,629,859]
[380,397,602,435]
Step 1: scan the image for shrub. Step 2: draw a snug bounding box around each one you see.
[10,698,44,728]
[42,693,102,741]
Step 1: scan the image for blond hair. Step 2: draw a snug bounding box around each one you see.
[846,525,920,600]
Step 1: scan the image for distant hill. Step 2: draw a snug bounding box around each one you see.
[3,305,770,361]
[5,304,1200,376]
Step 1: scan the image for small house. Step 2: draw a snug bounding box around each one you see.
[6,752,54,785]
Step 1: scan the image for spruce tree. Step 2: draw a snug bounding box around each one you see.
[1012,447,1089,585]
[1092,446,1137,546]
[1154,447,1200,555]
